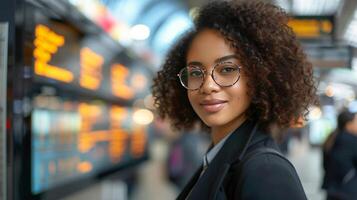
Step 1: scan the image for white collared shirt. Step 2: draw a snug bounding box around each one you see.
[203,131,233,169]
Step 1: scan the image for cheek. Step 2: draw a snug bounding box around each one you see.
[238,93,251,108]
[231,84,251,103]
[187,92,196,107]
[240,79,252,102]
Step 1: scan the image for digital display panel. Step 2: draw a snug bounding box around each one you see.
[288,17,333,39]
[31,95,147,193]
[27,6,152,196]
[33,22,150,101]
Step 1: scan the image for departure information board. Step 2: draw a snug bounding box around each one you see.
[32,23,149,100]
[31,97,147,193]
[25,2,152,196]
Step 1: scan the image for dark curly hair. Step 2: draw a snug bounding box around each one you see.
[152,0,318,132]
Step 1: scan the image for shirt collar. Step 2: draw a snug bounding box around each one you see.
[203,131,233,167]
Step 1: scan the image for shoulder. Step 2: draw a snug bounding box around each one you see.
[234,151,307,200]
[241,152,299,182]
[336,132,357,149]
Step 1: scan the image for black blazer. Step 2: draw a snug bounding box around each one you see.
[177,120,307,200]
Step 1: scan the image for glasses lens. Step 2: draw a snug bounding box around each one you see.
[213,63,240,86]
[179,66,204,90]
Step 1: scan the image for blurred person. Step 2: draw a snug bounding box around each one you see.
[152,0,318,199]
[322,110,357,200]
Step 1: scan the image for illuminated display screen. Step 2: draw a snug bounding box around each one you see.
[287,17,333,39]
[31,95,147,193]
[28,14,152,195]
[33,23,150,100]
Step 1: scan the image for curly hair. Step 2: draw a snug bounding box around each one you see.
[152,0,318,132]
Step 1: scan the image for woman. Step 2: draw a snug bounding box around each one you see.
[322,110,357,200]
[152,0,318,199]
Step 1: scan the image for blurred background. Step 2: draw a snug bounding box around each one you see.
[0,0,357,200]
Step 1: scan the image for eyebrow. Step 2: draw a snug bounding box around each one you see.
[187,54,238,66]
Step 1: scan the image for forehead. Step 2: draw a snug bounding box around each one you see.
[186,29,237,65]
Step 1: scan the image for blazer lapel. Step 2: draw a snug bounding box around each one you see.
[176,165,204,200]
[179,120,256,200]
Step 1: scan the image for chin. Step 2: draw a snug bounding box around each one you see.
[201,117,227,128]
[199,112,247,129]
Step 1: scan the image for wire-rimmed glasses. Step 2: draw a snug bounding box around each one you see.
[177,61,241,90]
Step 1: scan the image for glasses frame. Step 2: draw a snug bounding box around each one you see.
[177,61,241,90]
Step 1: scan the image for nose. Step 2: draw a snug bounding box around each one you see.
[199,73,220,94]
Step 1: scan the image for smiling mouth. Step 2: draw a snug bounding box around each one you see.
[200,100,227,113]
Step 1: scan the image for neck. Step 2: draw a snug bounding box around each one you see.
[210,115,248,145]
[345,128,357,136]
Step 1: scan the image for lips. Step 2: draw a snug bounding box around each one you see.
[200,99,227,113]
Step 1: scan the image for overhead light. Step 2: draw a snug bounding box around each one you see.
[292,0,341,16]
[130,24,150,40]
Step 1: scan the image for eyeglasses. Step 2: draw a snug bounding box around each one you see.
[177,61,241,90]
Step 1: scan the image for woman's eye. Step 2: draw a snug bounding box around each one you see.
[220,66,237,73]
[189,70,203,77]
